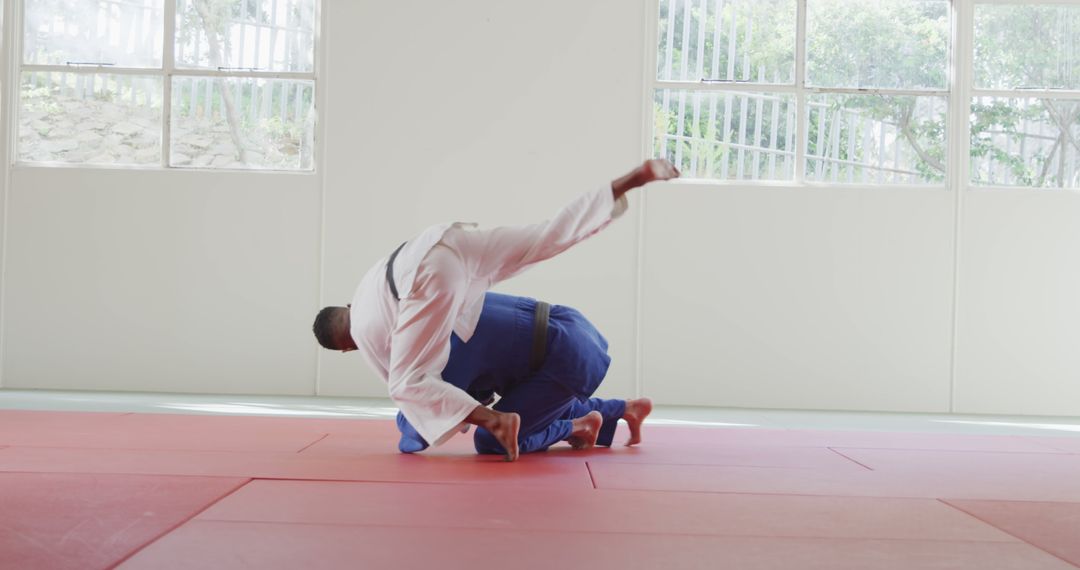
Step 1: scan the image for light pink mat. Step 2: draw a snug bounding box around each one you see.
[944,500,1080,567]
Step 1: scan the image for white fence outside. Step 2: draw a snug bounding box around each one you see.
[655,0,1079,187]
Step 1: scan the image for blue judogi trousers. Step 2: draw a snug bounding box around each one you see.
[396,292,627,454]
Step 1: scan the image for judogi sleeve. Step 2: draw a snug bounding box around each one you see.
[387,245,481,446]
[448,187,629,285]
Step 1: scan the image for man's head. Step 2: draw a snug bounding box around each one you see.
[312,306,358,352]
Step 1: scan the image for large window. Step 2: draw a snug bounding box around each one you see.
[17,0,317,171]
[651,0,1080,189]
[972,3,1080,187]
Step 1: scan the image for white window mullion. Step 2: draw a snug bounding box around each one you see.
[973,88,1080,100]
[947,0,974,413]
[794,0,808,183]
[950,0,974,192]
[657,80,950,97]
[170,68,315,80]
[807,87,949,97]
[659,0,673,158]
[661,80,799,93]
[19,64,161,76]
[6,0,25,165]
[644,0,668,163]
[18,64,314,82]
[163,0,177,168]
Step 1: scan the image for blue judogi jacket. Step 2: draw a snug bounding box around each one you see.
[396,291,611,452]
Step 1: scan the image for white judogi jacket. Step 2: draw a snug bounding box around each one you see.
[349,187,629,445]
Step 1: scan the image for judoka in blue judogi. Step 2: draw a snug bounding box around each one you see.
[396,292,631,455]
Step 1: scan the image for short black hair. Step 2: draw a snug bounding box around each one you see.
[313,306,346,350]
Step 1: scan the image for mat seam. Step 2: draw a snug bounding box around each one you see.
[7,443,1072,457]
[564,484,1080,503]
[585,460,830,470]
[4,468,1079,505]
[827,447,875,471]
[171,517,1032,545]
[0,469,592,489]
[826,445,1079,456]
[0,444,341,453]
[938,499,1080,569]
[104,477,255,570]
[296,433,330,454]
[225,478,1080,507]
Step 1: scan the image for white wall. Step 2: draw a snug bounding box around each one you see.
[315,0,646,399]
[1,169,322,394]
[641,185,955,412]
[955,190,1080,416]
[1,0,1078,416]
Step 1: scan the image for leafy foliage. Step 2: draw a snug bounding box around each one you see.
[656,0,1080,187]
[807,0,948,90]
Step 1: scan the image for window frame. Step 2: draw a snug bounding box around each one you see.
[6,0,322,173]
[966,0,1080,189]
[644,0,968,190]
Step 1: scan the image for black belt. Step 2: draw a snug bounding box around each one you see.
[386,242,407,302]
[386,242,549,373]
[529,301,550,373]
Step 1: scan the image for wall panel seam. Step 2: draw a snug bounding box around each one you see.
[313,0,328,396]
[0,0,19,389]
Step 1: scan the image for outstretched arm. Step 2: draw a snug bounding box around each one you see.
[445,159,681,286]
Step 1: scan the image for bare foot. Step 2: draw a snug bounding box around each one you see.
[490,412,521,462]
[567,411,603,450]
[623,398,652,446]
[467,406,520,461]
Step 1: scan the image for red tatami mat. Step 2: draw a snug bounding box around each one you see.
[3,409,1080,569]
[622,424,1065,453]
[0,446,593,488]
[1031,436,1080,454]
[557,440,868,470]
[195,480,1015,542]
[0,472,247,570]
[0,411,335,452]
[586,458,1080,502]
[119,523,1075,570]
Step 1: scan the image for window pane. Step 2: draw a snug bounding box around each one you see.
[19,72,162,165]
[975,4,1080,90]
[971,97,1080,188]
[171,76,314,170]
[806,94,946,184]
[657,0,795,84]
[176,0,316,73]
[806,0,948,90]
[654,88,795,181]
[24,0,164,67]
